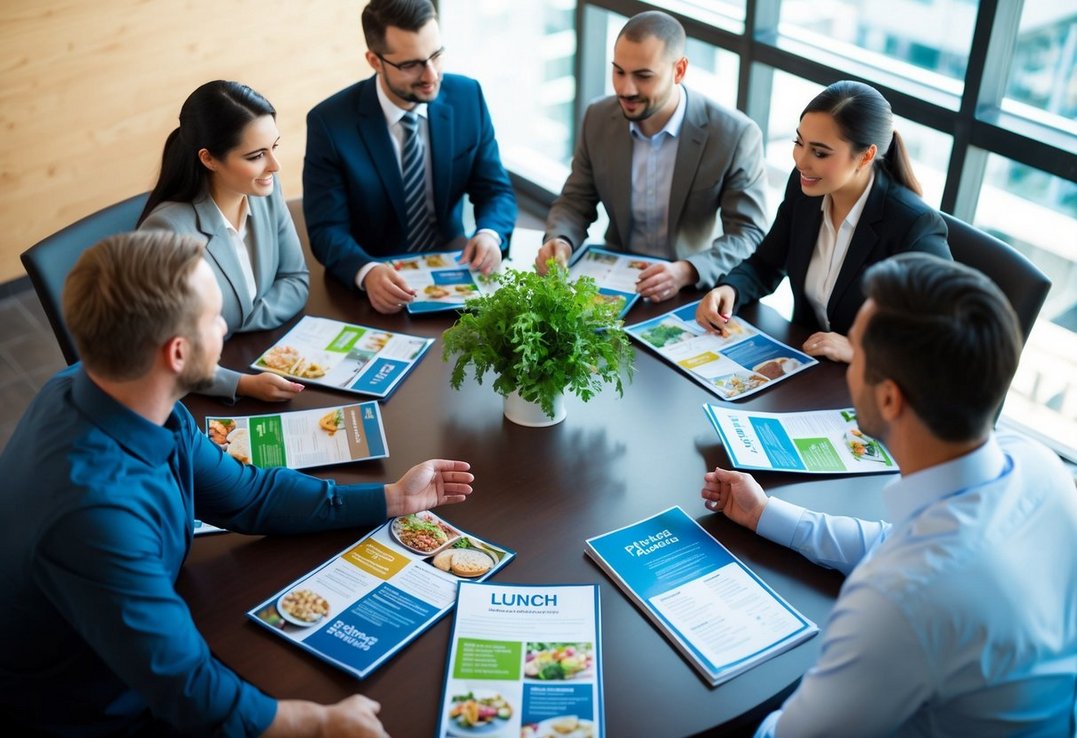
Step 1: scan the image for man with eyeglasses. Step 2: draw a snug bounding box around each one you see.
[304,0,516,313]
[537,11,768,301]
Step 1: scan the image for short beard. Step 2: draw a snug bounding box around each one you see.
[387,77,439,105]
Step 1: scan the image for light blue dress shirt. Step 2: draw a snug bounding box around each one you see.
[0,366,388,736]
[754,432,1077,737]
[627,87,688,257]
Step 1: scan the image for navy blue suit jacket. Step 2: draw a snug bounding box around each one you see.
[720,166,950,335]
[303,74,517,287]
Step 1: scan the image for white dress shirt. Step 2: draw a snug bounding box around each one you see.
[209,196,256,310]
[356,80,499,290]
[627,86,688,258]
[803,170,874,331]
[754,432,1077,737]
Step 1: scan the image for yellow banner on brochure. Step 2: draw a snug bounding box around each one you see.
[342,539,408,580]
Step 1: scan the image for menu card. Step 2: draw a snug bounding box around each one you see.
[248,511,514,680]
[205,401,387,470]
[704,405,897,474]
[378,250,496,314]
[569,246,668,318]
[251,316,433,399]
[437,583,604,738]
[626,301,816,399]
[586,506,817,687]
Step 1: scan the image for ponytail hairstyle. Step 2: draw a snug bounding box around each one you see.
[138,81,276,225]
[801,80,922,197]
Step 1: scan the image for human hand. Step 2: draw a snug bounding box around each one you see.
[267,695,388,738]
[636,260,697,302]
[701,466,768,532]
[385,460,474,518]
[695,286,736,336]
[460,232,502,275]
[237,372,304,402]
[363,264,416,314]
[803,331,853,363]
[535,238,572,274]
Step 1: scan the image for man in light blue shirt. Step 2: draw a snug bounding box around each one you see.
[703,253,1077,737]
[0,231,475,737]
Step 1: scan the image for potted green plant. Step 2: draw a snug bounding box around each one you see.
[442,264,634,426]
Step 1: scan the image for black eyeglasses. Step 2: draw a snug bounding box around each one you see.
[377,47,446,76]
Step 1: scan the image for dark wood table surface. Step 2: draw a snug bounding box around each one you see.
[178,250,890,738]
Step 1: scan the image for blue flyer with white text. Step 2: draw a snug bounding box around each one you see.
[585,506,816,687]
[251,315,433,399]
[247,512,514,680]
[704,405,898,474]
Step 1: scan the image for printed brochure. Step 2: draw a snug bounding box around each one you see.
[251,316,433,399]
[204,401,388,470]
[378,250,496,314]
[626,301,816,399]
[569,246,667,318]
[704,406,898,474]
[585,506,817,687]
[248,511,514,680]
[437,583,604,738]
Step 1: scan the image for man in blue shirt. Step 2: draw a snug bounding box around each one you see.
[0,231,474,737]
[703,253,1077,737]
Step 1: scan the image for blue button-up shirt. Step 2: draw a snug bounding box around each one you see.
[627,86,688,257]
[755,433,1077,737]
[0,366,387,736]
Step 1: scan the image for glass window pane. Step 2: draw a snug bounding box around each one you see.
[760,69,951,212]
[778,0,977,94]
[1002,6,1077,135]
[646,0,746,34]
[440,0,576,192]
[975,155,1077,457]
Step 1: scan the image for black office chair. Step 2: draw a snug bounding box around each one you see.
[941,212,1052,345]
[20,193,149,365]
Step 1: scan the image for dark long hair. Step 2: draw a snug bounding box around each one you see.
[801,80,922,196]
[138,81,276,224]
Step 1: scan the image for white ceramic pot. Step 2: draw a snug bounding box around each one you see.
[503,390,566,427]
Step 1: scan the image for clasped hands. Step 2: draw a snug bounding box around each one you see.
[535,238,696,301]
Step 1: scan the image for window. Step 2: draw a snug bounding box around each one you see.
[1003,5,1077,134]
[976,156,1077,456]
[439,0,577,192]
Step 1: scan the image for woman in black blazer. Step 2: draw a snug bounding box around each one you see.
[697,81,950,363]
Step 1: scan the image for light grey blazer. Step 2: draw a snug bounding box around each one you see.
[544,88,768,288]
[140,177,309,400]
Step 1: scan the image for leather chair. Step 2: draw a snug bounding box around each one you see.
[942,212,1052,345]
[20,193,149,365]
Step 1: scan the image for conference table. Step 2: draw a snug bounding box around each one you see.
[178,241,891,737]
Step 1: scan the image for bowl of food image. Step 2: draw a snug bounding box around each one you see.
[845,429,888,463]
[225,427,251,464]
[276,588,330,627]
[390,513,460,555]
[446,689,512,735]
[207,418,236,448]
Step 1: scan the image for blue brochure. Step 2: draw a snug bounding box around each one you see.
[586,506,817,687]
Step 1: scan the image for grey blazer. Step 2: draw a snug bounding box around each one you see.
[544,88,768,288]
[140,177,309,399]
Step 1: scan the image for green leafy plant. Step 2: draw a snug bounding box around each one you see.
[442,263,634,418]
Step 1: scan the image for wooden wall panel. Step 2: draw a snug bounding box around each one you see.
[0,0,371,283]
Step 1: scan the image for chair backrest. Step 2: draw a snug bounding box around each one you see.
[941,212,1052,345]
[20,193,149,365]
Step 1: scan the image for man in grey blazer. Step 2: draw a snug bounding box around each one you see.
[537,11,767,301]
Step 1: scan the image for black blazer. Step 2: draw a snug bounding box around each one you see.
[720,166,950,335]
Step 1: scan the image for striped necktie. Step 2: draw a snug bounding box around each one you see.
[400,111,438,251]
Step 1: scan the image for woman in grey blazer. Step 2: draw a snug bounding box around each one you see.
[139,81,309,401]
[697,81,950,363]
